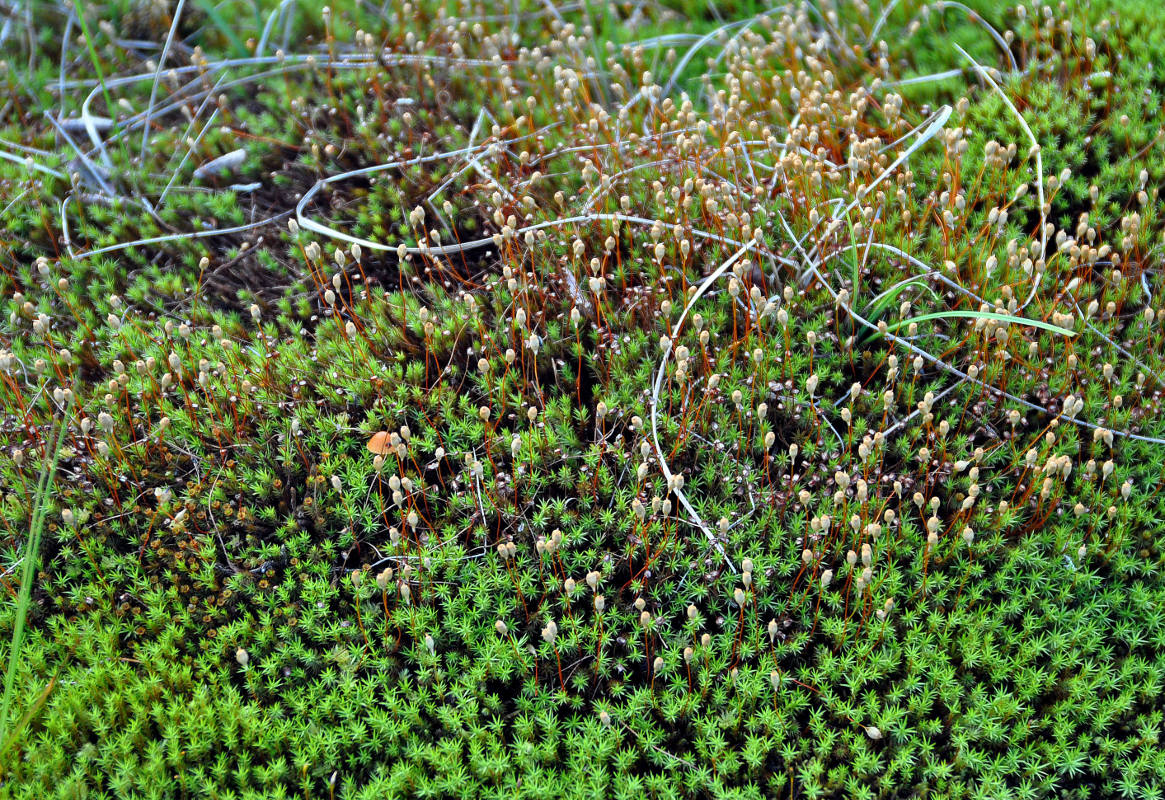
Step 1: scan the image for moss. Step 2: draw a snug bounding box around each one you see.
[2,0,1165,798]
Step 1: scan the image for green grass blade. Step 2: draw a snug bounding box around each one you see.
[884,310,1077,337]
[0,404,72,755]
[192,0,250,58]
[70,0,119,137]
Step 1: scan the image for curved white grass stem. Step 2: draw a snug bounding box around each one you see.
[933,2,1018,72]
[648,239,761,574]
[954,44,1045,313]
[71,212,292,260]
[295,149,799,270]
[139,0,186,166]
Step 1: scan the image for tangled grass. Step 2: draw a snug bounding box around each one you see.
[3,0,1165,797]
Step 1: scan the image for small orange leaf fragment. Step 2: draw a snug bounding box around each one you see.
[366,431,392,455]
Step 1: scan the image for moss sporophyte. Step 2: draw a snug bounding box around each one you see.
[3,0,1165,797]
